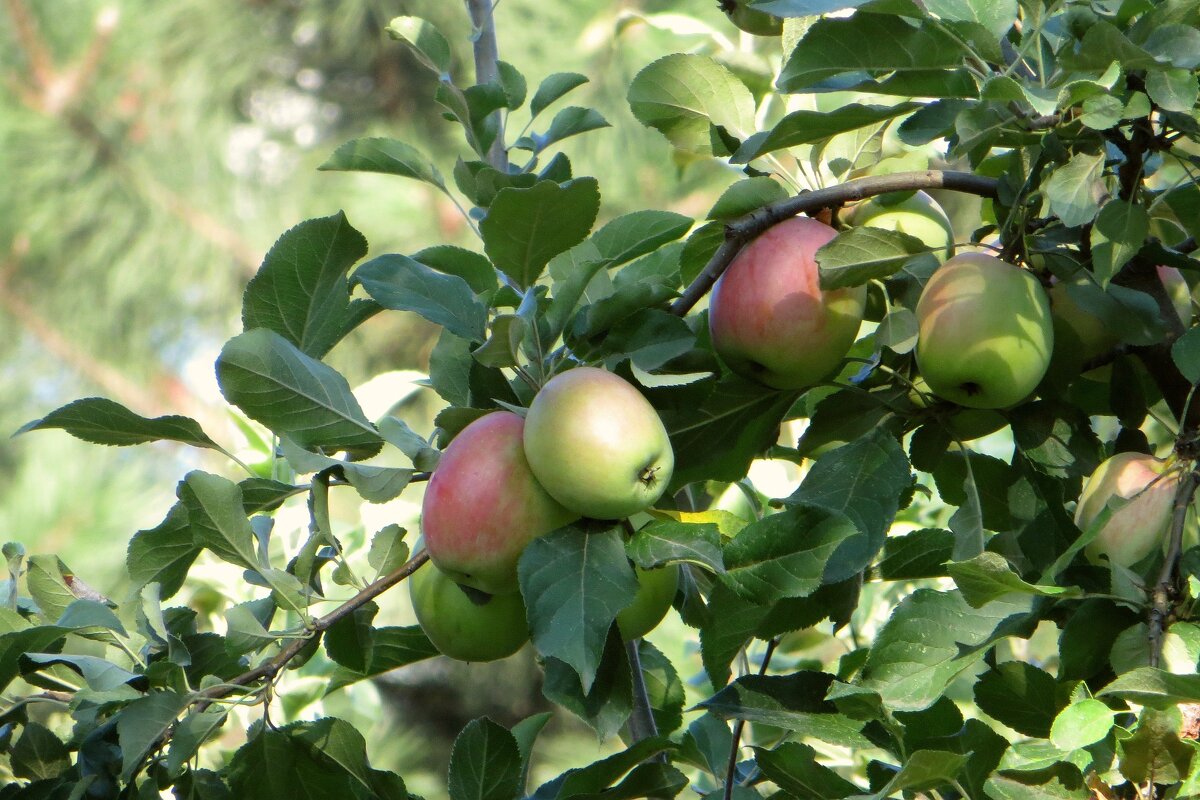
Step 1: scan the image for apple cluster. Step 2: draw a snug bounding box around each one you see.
[411,368,679,662]
[707,192,1190,571]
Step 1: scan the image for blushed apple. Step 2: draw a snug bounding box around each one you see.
[1075,452,1180,568]
[423,411,578,594]
[409,561,529,662]
[523,367,674,520]
[915,253,1053,409]
[616,564,679,640]
[848,190,955,261]
[708,216,866,390]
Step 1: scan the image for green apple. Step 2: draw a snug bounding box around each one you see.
[915,253,1054,409]
[409,562,529,662]
[616,564,679,640]
[720,0,783,35]
[1075,452,1180,568]
[848,190,955,261]
[708,216,867,390]
[523,367,674,520]
[423,411,578,594]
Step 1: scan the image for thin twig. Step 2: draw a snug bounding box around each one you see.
[669,170,999,317]
[723,638,779,800]
[1149,467,1198,667]
[192,550,430,712]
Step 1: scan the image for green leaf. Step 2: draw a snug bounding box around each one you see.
[522,106,609,151]
[1147,68,1200,112]
[591,211,693,269]
[217,329,383,459]
[1049,699,1114,750]
[663,377,796,490]
[1098,666,1200,708]
[626,519,724,573]
[984,774,1089,800]
[1172,326,1200,384]
[323,603,377,674]
[519,526,639,693]
[700,582,770,687]
[386,16,452,77]
[973,661,1060,738]
[706,177,789,220]
[721,505,858,604]
[21,652,140,691]
[1119,706,1194,784]
[778,14,972,94]
[783,426,912,582]
[414,245,498,295]
[448,718,523,800]
[733,102,920,162]
[876,307,919,353]
[698,672,872,749]
[224,598,277,656]
[25,555,76,622]
[241,212,375,359]
[1041,153,1105,229]
[863,750,970,800]
[598,309,695,372]
[860,589,1034,711]
[473,314,527,368]
[923,0,1017,39]
[1090,200,1149,286]
[481,178,601,289]
[367,525,410,579]
[353,253,488,342]
[0,625,70,692]
[532,736,673,800]
[325,625,439,694]
[17,397,220,451]
[817,228,936,290]
[877,528,954,580]
[541,633,633,740]
[512,713,553,792]
[166,707,229,776]
[227,718,381,796]
[638,640,685,735]
[319,137,446,190]
[530,73,589,119]
[753,742,858,799]
[118,691,189,781]
[627,54,755,155]
[948,552,1082,608]
[10,722,70,781]
[179,471,259,570]
[497,61,527,110]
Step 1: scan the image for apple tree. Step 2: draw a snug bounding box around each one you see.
[6,0,1200,798]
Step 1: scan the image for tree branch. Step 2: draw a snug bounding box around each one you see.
[465,0,508,172]
[193,549,430,712]
[669,170,999,317]
[1149,467,1198,668]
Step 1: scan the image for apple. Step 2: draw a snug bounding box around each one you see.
[523,367,674,520]
[616,564,679,640]
[423,411,578,594]
[1075,452,1180,568]
[708,216,867,390]
[719,0,782,36]
[915,253,1054,409]
[409,561,529,662]
[847,191,955,261]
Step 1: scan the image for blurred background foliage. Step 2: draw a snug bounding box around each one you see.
[0,0,763,791]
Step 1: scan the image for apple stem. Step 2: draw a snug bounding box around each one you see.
[1148,466,1199,667]
[669,170,1000,318]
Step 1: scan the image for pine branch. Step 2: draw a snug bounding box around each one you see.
[669,170,1000,317]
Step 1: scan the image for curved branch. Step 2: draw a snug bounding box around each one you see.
[193,550,430,712]
[669,170,1000,317]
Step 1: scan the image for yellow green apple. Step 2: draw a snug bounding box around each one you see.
[423,411,577,594]
[1075,452,1180,568]
[616,564,679,640]
[848,190,955,260]
[708,216,867,390]
[720,1,782,35]
[523,368,674,520]
[915,253,1053,409]
[409,562,530,662]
